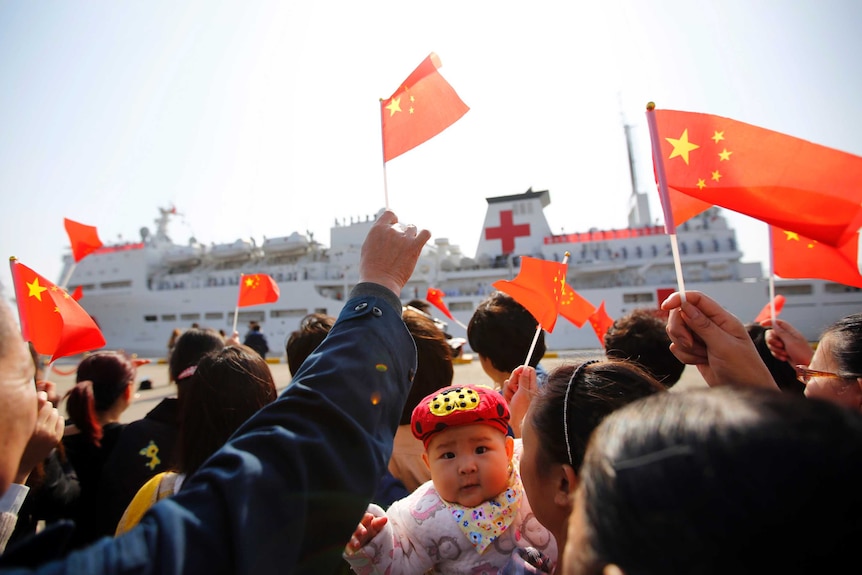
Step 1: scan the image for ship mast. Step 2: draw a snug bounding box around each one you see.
[623,118,653,229]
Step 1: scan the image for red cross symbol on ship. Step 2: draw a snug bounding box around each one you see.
[485,210,531,254]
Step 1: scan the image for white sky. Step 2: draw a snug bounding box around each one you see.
[2,0,861,292]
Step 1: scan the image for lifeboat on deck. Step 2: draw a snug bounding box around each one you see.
[209,239,254,261]
[163,245,204,266]
[262,232,310,257]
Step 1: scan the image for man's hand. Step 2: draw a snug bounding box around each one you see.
[662,291,776,390]
[15,391,64,484]
[359,211,431,296]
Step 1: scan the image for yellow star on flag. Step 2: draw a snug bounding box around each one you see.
[711,130,725,144]
[718,148,733,161]
[665,129,700,165]
[244,276,260,289]
[696,179,707,189]
[783,231,800,241]
[27,278,48,301]
[385,97,402,116]
[711,170,722,182]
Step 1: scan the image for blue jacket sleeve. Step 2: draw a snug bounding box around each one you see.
[12,284,415,575]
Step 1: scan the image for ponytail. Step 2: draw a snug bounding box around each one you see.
[65,380,103,447]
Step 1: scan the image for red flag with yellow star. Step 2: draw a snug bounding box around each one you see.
[493,257,578,332]
[9,258,105,361]
[64,218,104,262]
[588,301,614,348]
[381,53,469,163]
[237,273,280,307]
[771,227,862,288]
[650,109,862,247]
[559,284,596,328]
[426,287,455,321]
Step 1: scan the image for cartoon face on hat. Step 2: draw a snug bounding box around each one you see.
[412,384,510,448]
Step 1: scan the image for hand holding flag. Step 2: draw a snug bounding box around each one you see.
[10,257,105,361]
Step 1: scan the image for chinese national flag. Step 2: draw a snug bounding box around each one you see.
[559,284,596,328]
[64,218,104,262]
[771,227,862,288]
[10,258,105,361]
[651,109,862,247]
[588,301,614,348]
[237,274,280,307]
[492,257,572,332]
[754,294,786,324]
[381,53,469,162]
[426,287,455,321]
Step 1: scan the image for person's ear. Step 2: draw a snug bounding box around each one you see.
[422,451,430,471]
[555,463,580,508]
[505,435,515,460]
[603,564,626,575]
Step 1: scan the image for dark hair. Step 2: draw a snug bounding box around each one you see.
[746,323,805,394]
[528,360,665,473]
[576,386,862,574]
[285,313,336,375]
[603,308,685,387]
[65,352,137,447]
[169,328,225,383]
[467,291,546,372]
[399,309,454,426]
[405,299,432,314]
[176,346,277,475]
[821,312,862,378]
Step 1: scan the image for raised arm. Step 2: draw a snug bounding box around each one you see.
[662,291,777,390]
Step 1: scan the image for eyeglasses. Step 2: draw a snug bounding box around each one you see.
[794,365,855,386]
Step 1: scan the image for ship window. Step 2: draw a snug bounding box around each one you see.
[449,302,475,312]
[775,285,813,296]
[824,283,862,293]
[101,280,132,289]
[271,309,307,318]
[205,312,224,320]
[161,314,177,321]
[237,311,265,324]
[144,315,157,322]
[623,293,654,304]
[181,313,201,321]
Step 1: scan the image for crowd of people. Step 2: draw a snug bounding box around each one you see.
[1,210,861,574]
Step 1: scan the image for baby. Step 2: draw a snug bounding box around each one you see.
[344,384,557,574]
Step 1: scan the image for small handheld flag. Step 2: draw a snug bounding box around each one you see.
[10,257,106,361]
